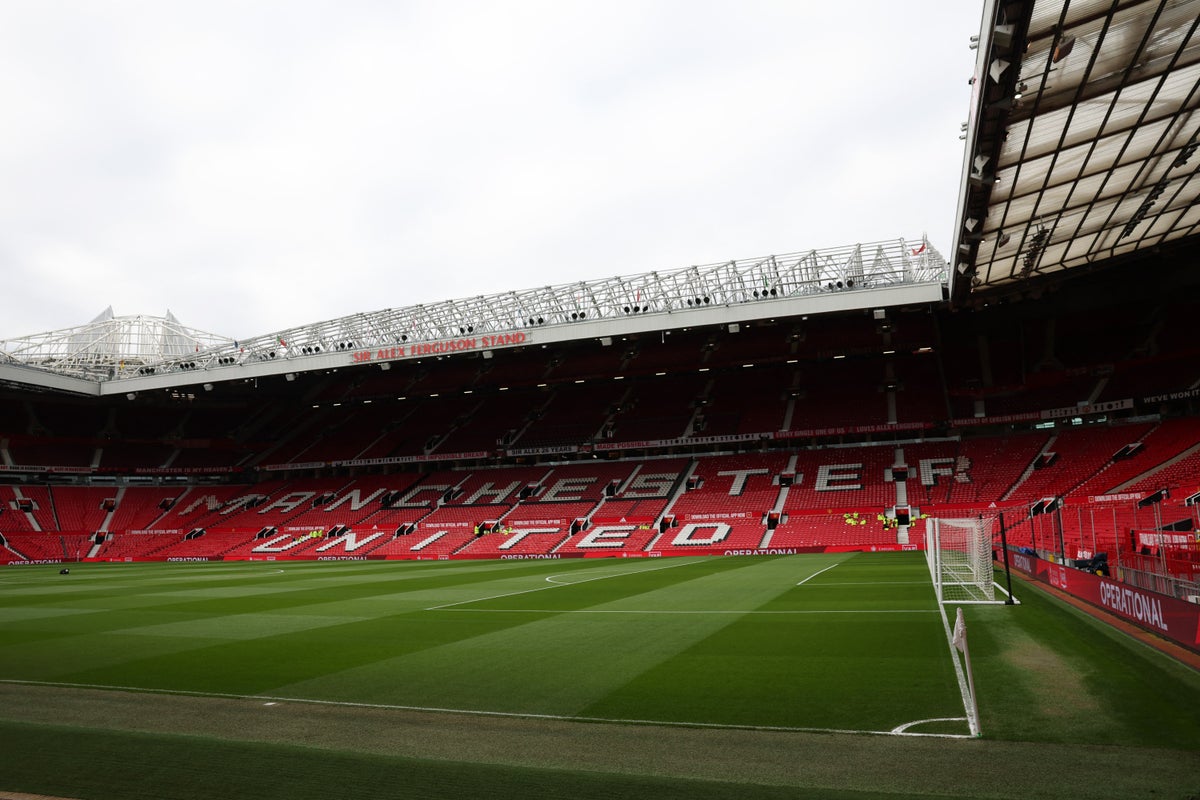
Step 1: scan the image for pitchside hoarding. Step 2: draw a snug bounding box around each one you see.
[1006,550,1200,653]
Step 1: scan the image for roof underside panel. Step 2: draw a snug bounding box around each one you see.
[955,0,1200,300]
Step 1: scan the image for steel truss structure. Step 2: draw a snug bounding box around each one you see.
[1,238,945,389]
[0,307,230,381]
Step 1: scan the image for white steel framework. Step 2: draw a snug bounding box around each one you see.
[0,238,945,391]
[0,307,231,382]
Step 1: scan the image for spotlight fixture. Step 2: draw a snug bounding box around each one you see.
[993,23,1014,48]
[1052,34,1075,63]
[989,58,1009,84]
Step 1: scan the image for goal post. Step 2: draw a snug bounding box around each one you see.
[925,516,1000,604]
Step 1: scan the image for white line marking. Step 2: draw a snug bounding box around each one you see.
[993,581,1020,603]
[543,569,631,585]
[545,564,706,585]
[890,717,967,735]
[796,563,839,586]
[938,604,980,737]
[816,581,929,586]
[425,558,697,611]
[0,678,971,739]
[431,608,939,615]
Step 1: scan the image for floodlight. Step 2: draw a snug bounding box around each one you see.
[1053,34,1075,63]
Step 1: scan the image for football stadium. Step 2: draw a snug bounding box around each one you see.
[3,2,1200,799]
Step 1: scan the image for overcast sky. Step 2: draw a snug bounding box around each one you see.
[1,1,983,342]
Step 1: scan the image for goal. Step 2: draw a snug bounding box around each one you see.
[925,516,998,604]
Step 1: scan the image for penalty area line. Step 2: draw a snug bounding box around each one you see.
[796,563,839,586]
[0,678,971,739]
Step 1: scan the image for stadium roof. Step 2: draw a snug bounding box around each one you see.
[0,308,229,382]
[0,239,946,396]
[951,0,1200,303]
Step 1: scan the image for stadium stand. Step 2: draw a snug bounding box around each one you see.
[2,255,1199,572]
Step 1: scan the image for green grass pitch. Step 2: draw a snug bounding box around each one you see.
[1,552,1198,799]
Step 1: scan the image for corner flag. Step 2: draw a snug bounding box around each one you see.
[952,607,967,652]
[951,606,980,736]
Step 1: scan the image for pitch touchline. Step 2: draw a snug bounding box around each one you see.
[429,608,939,615]
[424,558,698,611]
[0,678,970,739]
[817,581,930,586]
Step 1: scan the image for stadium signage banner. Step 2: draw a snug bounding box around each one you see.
[1039,398,1134,420]
[950,412,1041,427]
[596,424,933,452]
[775,422,930,439]
[328,451,490,468]
[0,464,238,476]
[1143,387,1200,404]
[0,464,92,474]
[595,432,762,451]
[1006,550,1200,653]
[1087,492,1145,504]
[507,445,579,457]
[132,466,240,475]
[1136,531,1197,547]
[261,461,326,472]
[349,332,530,365]
[949,398,1136,427]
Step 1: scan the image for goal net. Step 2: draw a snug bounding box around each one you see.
[925,516,998,604]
